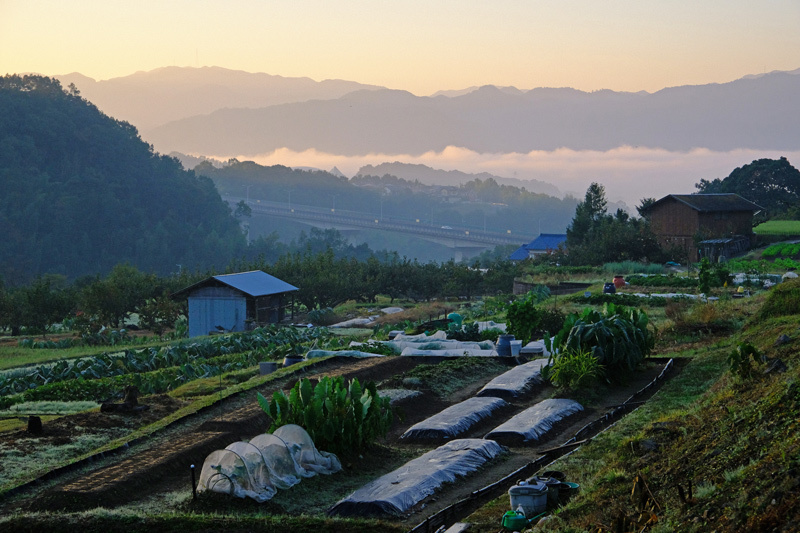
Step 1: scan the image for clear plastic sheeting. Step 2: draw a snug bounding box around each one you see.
[248,433,304,489]
[401,397,509,441]
[400,348,497,357]
[305,349,384,358]
[476,359,548,399]
[389,340,494,353]
[274,424,342,476]
[328,439,505,518]
[198,448,277,502]
[484,398,584,445]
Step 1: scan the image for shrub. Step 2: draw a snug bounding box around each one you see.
[258,376,392,458]
[545,349,605,390]
[728,342,763,380]
[549,303,654,373]
[506,288,565,343]
[758,278,800,319]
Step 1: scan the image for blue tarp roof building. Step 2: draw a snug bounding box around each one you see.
[509,234,567,260]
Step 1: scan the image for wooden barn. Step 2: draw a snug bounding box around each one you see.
[173,271,298,338]
[642,194,762,262]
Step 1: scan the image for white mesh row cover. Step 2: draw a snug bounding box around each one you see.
[401,396,509,441]
[328,438,505,518]
[484,398,584,445]
[476,358,549,399]
[197,448,277,502]
[197,425,341,501]
[273,424,342,476]
[248,433,305,489]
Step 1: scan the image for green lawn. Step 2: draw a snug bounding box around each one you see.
[753,219,800,235]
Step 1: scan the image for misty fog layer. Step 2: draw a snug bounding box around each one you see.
[219,146,800,207]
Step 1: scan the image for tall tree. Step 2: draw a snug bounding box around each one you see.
[695,157,800,218]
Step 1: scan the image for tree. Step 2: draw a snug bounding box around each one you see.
[696,157,800,219]
[567,182,608,249]
[80,264,159,326]
[234,200,252,218]
[565,183,663,265]
[15,275,75,336]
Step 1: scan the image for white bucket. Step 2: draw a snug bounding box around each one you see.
[508,481,547,517]
[510,340,523,356]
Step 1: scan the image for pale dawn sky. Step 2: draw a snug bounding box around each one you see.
[2,0,799,95]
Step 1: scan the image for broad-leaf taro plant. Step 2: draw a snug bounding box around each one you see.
[258,375,393,458]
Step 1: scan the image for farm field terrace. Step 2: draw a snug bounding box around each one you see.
[0,282,783,531]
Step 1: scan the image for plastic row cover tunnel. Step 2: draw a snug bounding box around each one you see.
[401,396,509,441]
[484,398,584,446]
[328,439,505,518]
[198,424,341,502]
[476,358,548,399]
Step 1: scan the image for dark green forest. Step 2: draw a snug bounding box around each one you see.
[0,75,245,284]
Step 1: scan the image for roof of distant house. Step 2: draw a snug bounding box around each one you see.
[173,270,298,298]
[509,233,567,260]
[644,194,763,214]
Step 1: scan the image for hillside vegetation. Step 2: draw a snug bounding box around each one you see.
[0,75,245,284]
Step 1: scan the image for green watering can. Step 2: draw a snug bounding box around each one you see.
[501,509,545,531]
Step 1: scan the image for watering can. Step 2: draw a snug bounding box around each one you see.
[501,509,530,531]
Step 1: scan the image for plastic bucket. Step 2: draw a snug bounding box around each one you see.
[510,340,523,356]
[497,334,515,356]
[558,482,580,505]
[259,362,278,375]
[508,481,547,517]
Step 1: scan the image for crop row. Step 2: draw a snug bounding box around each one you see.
[0,325,330,397]
[2,349,267,407]
[625,275,699,288]
[762,242,800,258]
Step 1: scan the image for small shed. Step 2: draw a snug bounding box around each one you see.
[642,194,762,262]
[509,234,567,260]
[173,271,298,338]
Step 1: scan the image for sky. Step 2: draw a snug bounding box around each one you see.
[3,0,800,96]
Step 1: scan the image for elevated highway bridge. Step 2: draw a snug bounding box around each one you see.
[224,196,535,261]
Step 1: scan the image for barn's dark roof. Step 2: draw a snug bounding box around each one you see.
[173,270,298,298]
[645,194,762,214]
[509,234,567,260]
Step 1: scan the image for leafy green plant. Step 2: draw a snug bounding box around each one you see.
[548,303,654,374]
[258,376,392,457]
[506,288,564,343]
[728,342,762,380]
[545,349,605,390]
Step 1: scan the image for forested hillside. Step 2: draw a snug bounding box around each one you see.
[0,75,246,284]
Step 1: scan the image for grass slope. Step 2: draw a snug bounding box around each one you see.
[468,287,799,531]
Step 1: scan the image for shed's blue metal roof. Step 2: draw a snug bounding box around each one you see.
[509,234,567,260]
[212,271,298,297]
[528,233,567,250]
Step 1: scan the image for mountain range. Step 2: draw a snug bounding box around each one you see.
[133,69,800,158]
[56,67,800,159]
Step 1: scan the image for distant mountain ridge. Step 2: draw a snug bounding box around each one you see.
[356,162,561,197]
[141,69,800,156]
[56,66,383,130]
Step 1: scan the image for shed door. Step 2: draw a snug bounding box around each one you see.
[188,296,246,337]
